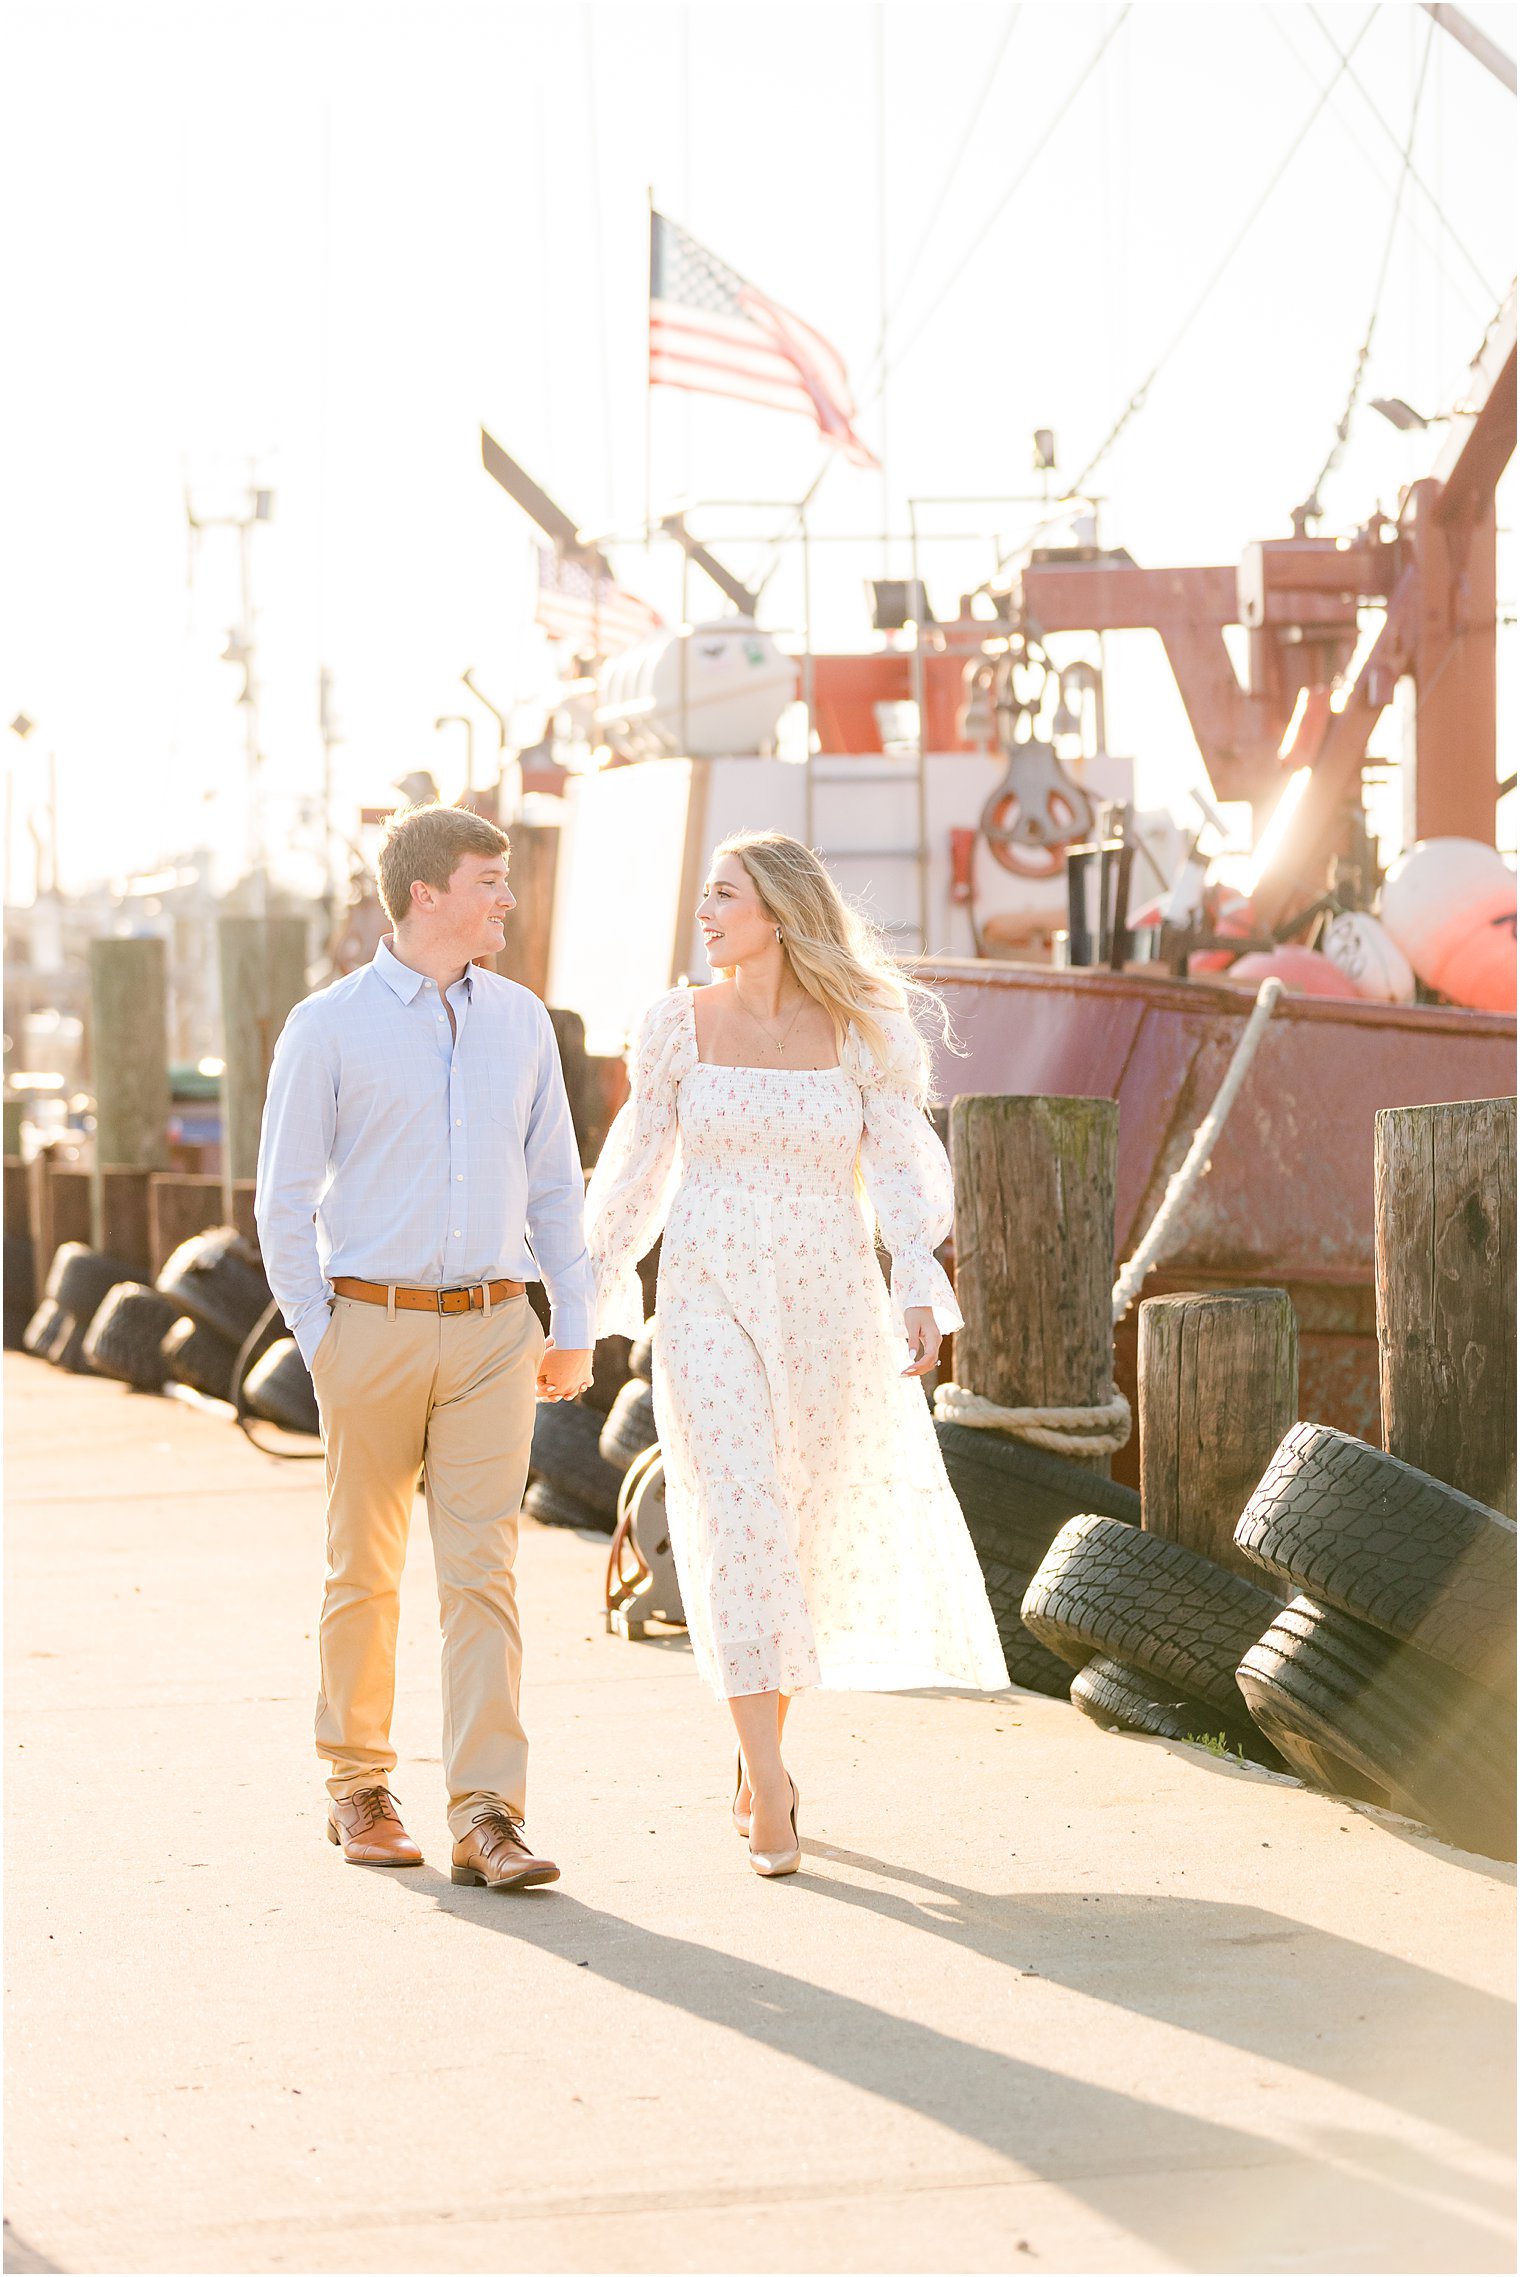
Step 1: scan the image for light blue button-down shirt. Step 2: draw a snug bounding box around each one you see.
[255,936,596,1367]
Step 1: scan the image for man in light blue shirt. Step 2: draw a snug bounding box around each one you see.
[256,802,594,1889]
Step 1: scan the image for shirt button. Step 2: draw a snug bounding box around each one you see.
[452,1230,461,1239]
[455,1173,463,1182]
[455,1118,462,1126]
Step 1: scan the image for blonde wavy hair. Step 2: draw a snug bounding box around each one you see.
[708,831,954,1097]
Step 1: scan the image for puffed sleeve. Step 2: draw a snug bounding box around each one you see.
[584,988,695,1338]
[847,1008,965,1336]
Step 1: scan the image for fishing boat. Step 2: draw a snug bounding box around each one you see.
[468,257,1516,1483]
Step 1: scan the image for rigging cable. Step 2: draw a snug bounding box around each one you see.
[863,5,1022,399]
[868,4,1131,398]
[748,5,1025,602]
[1305,2,1501,309]
[1298,13,1438,524]
[1069,5,1379,496]
[584,6,616,526]
[1262,4,1488,322]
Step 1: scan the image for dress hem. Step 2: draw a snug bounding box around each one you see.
[704,1659,1011,1703]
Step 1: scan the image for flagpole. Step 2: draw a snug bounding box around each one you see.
[644,186,656,550]
[875,9,890,569]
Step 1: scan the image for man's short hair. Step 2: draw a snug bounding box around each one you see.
[376,802,510,926]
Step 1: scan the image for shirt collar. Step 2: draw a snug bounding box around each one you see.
[373,935,476,1004]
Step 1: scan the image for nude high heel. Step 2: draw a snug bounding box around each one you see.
[748,1778,801,1879]
[732,1748,750,1839]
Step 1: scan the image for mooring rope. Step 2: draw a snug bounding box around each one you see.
[933,976,1285,1453]
[933,1380,1134,1456]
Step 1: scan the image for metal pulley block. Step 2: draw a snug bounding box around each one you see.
[979,737,1095,865]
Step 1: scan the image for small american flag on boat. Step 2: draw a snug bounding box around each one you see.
[648,211,878,469]
[534,547,663,655]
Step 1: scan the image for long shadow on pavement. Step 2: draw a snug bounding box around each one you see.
[805,1841,1517,2158]
[395,1867,1512,2271]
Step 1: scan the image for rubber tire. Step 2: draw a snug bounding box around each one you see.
[4,1232,36,1346]
[1235,1422,1517,1701]
[83,1283,179,1390]
[242,1337,319,1434]
[1246,1719,1392,1809]
[1002,1628,1087,1699]
[46,1242,134,1316]
[524,1475,614,1534]
[583,1334,633,1418]
[530,1399,624,1520]
[162,1314,241,1402]
[627,1322,656,1382]
[155,1228,272,1347]
[937,1421,1141,1691]
[1237,1594,1516,1858]
[43,1245,137,1367]
[22,1297,69,1360]
[1070,1654,1286,1769]
[935,1423,1143,1550]
[599,1379,658,1472]
[1022,1514,1283,1714]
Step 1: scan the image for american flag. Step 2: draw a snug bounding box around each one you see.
[649,212,879,470]
[534,548,663,655]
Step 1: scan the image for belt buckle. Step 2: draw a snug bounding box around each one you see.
[435,1285,472,1315]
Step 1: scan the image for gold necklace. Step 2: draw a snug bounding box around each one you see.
[734,985,808,1057]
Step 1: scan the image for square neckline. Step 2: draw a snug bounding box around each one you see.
[683,985,847,1076]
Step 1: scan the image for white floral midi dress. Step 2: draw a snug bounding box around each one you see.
[584,987,1009,1702]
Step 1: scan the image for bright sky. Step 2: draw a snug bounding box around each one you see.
[2,0,1514,900]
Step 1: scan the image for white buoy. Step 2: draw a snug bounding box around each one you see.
[1321,910,1417,1004]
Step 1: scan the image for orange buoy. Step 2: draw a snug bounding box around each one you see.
[1380,839,1516,1013]
[1222,945,1362,999]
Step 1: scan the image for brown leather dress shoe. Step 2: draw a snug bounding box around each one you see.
[451,1808,560,1890]
[327,1786,424,1867]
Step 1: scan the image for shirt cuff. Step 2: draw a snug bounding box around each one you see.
[890,1254,965,1337]
[547,1302,596,1352]
[290,1298,333,1371]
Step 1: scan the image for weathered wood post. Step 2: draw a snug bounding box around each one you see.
[218,916,309,1206]
[1376,1098,1516,1519]
[950,1095,1119,1476]
[27,1153,92,1284]
[87,937,170,1261]
[1139,1289,1298,1584]
[497,821,558,998]
[89,938,170,1174]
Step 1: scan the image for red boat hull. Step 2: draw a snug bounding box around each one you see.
[921,960,1517,1486]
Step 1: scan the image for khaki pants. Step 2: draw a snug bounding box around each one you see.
[310,1291,545,1838]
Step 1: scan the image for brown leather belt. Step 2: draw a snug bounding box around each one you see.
[332,1275,526,1316]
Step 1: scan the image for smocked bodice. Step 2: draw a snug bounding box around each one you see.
[677,1064,861,1199]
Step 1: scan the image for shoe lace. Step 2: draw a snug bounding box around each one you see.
[348,1786,401,1833]
[470,1807,527,1859]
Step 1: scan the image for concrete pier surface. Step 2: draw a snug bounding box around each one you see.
[6,1354,1514,2275]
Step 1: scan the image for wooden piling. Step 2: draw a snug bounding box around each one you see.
[1139,1289,1298,1583]
[949,1094,1119,1475]
[27,1154,92,1286]
[1376,1098,1516,1519]
[145,1175,261,1276]
[217,916,309,1196]
[4,1157,29,1241]
[497,822,558,999]
[89,938,171,1174]
[98,1169,153,1278]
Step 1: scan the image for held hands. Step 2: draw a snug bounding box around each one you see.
[536,1339,595,1404]
[901,1306,942,1380]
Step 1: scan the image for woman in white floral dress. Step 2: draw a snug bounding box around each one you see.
[586,833,1008,1876]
